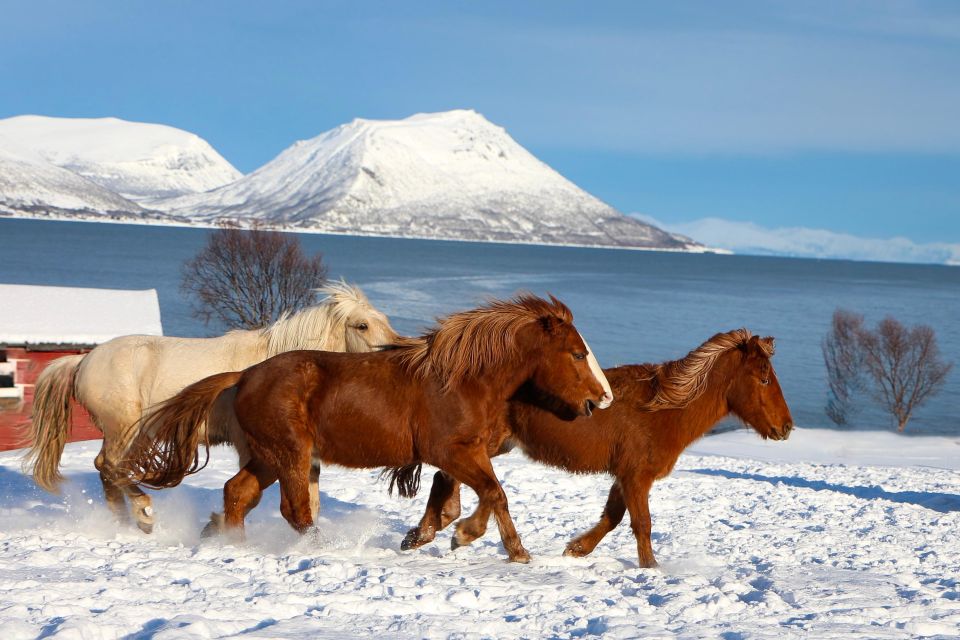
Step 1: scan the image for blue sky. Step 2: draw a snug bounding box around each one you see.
[2,0,959,244]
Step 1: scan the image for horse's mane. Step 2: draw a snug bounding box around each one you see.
[261,280,373,356]
[638,328,774,410]
[388,294,573,391]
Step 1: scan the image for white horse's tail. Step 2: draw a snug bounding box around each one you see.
[22,354,85,493]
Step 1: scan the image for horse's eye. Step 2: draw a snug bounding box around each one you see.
[573,352,587,361]
[356,323,368,331]
[760,378,770,386]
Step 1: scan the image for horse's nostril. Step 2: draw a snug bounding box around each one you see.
[597,392,613,409]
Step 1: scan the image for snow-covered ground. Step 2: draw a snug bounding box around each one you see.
[1,428,958,639]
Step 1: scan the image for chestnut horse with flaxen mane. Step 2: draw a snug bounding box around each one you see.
[120,295,613,563]
[402,330,793,567]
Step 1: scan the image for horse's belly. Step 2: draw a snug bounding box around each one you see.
[313,415,416,469]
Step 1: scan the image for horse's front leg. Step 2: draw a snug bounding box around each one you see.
[564,481,627,558]
[444,447,529,563]
[622,475,657,568]
[401,470,460,550]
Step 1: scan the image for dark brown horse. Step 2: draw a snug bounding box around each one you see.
[120,295,613,563]
[402,330,793,567]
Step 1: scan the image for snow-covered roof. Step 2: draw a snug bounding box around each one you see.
[0,284,162,345]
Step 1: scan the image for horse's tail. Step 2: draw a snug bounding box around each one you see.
[118,371,244,490]
[22,354,85,493]
[380,463,423,498]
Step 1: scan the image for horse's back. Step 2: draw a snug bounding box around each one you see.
[78,332,262,410]
[233,349,423,469]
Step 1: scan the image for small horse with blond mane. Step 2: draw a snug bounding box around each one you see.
[402,329,793,567]
[23,281,399,533]
[120,295,613,563]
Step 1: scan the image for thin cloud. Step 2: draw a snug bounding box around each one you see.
[634,214,960,265]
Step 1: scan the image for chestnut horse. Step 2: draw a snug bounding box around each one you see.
[402,330,793,567]
[120,295,613,563]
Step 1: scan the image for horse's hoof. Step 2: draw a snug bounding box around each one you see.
[201,512,225,539]
[509,549,531,564]
[136,521,154,535]
[401,527,430,551]
[563,542,587,558]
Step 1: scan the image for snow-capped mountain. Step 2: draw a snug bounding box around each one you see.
[1,110,698,251]
[0,115,241,201]
[156,110,696,249]
[0,135,149,219]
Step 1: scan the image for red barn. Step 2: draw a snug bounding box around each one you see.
[0,284,163,451]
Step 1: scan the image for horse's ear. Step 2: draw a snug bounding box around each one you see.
[758,336,775,356]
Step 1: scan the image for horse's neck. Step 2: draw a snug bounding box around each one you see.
[264,306,345,357]
[235,329,272,364]
[461,354,537,409]
[673,354,736,448]
[626,354,735,449]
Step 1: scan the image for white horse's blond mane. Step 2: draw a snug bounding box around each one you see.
[262,280,373,357]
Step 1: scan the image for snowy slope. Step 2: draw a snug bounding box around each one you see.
[1,429,958,638]
[0,115,241,201]
[0,135,148,218]
[157,110,696,249]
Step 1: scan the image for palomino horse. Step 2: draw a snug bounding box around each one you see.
[120,295,613,562]
[23,282,399,533]
[402,330,793,567]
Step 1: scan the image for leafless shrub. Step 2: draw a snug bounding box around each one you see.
[822,308,952,431]
[822,309,866,425]
[859,317,952,432]
[182,220,328,329]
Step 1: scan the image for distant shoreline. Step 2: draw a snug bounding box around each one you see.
[0,211,732,256]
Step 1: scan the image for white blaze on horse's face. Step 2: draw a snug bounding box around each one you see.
[578,331,613,409]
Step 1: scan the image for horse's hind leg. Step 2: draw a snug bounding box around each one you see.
[124,485,155,534]
[401,470,460,551]
[94,447,128,522]
[309,461,321,521]
[564,481,627,558]
[222,461,278,540]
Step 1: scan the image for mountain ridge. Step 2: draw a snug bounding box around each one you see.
[0,110,700,251]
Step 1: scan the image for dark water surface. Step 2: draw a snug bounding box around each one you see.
[2,218,958,434]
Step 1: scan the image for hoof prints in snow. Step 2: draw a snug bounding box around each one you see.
[1,437,959,638]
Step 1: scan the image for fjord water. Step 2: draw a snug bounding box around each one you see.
[2,218,958,434]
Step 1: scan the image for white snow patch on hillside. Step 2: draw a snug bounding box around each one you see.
[2,429,958,638]
[0,115,242,200]
[0,134,146,215]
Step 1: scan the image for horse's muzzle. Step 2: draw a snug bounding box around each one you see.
[775,421,794,441]
[583,399,596,417]
[597,392,613,409]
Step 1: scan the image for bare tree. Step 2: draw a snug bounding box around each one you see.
[822,309,866,426]
[822,308,952,432]
[182,221,328,329]
[858,316,952,432]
